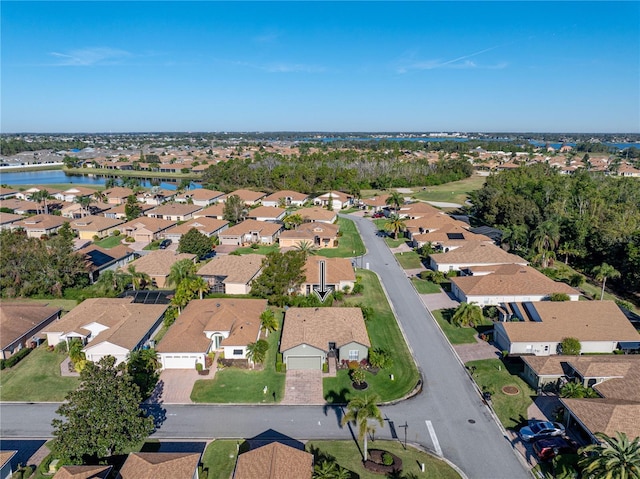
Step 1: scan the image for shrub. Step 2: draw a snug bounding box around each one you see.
[350,367,366,385]
[348,360,359,370]
[615,299,635,312]
[568,273,584,287]
[92,235,100,242]
[112,230,121,236]
[322,362,328,373]
[550,293,570,301]
[382,452,394,466]
[483,306,498,319]
[351,282,364,295]
[125,236,135,243]
[54,341,68,353]
[1,347,33,369]
[195,362,203,372]
[369,348,393,369]
[560,337,581,356]
[250,243,259,249]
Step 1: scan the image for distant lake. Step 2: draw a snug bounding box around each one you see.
[0,170,201,190]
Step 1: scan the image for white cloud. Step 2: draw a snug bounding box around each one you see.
[396,45,508,73]
[49,47,132,66]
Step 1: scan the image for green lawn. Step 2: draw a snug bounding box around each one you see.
[317,217,365,258]
[410,175,486,206]
[0,345,80,401]
[191,312,285,403]
[201,440,239,479]
[394,251,423,269]
[94,235,125,249]
[307,440,461,479]
[465,358,535,430]
[384,236,408,248]
[432,309,494,345]
[327,270,420,403]
[411,278,442,294]
[234,244,280,255]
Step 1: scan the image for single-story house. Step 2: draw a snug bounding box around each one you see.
[299,257,356,296]
[450,263,579,305]
[13,214,68,238]
[137,188,177,205]
[117,217,176,243]
[359,194,390,212]
[261,190,309,208]
[218,219,282,246]
[429,241,528,272]
[53,465,112,479]
[156,298,267,369]
[42,297,168,365]
[278,222,340,249]
[192,203,225,220]
[102,203,154,220]
[163,217,229,242]
[312,191,353,210]
[410,223,491,250]
[196,254,265,295]
[15,186,60,201]
[78,244,136,283]
[0,303,62,359]
[52,186,95,203]
[117,452,201,479]
[175,188,225,207]
[60,201,109,219]
[0,187,18,200]
[280,307,370,370]
[294,207,337,224]
[146,203,203,222]
[124,250,196,288]
[0,199,40,215]
[397,201,441,219]
[246,206,287,222]
[102,186,135,205]
[223,189,266,206]
[69,215,124,240]
[494,300,640,356]
[0,212,24,230]
[560,398,640,445]
[233,442,313,479]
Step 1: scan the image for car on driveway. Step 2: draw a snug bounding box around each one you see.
[532,436,578,461]
[519,420,565,442]
[372,212,385,218]
[159,238,172,249]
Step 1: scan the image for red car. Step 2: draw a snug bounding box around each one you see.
[532,437,577,461]
[372,212,385,218]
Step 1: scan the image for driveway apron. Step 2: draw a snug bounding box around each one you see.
[281,370,324,405]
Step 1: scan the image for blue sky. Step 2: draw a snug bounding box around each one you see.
[2,1,639,133]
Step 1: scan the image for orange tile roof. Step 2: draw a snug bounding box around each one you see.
[247,206,286,219]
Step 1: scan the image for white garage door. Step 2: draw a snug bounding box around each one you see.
[162,354,200,369]
[287,356,322,370]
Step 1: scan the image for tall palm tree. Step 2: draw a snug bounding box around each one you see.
[246,340,269,368]
[127,265,150,291]
[385,191,404,214]
[578,432,640,479]
[531,220,560,268]
[166,259,197,289]
[75,196,93,217]
[384,214,406,240]
[451,302,483,327]
[592,263,621,301]
[295,240,319,256]
[340,394,383,461]
[30,189,51,215]
[188,276,209,300]
[260,309,278,338]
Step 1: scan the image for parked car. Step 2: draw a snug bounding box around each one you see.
[532,437,578,461]
[159,239,172,249]
[372,212,385,218]
[519,420,565,442]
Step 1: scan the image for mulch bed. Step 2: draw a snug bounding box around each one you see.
[502,385,520,395]
[352,381,369,390]
[364,449,403,474]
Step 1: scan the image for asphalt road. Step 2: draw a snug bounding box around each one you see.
[0,213,530,479]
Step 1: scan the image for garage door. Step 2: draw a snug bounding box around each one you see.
[287,356,322,370]
[162,355,200,369]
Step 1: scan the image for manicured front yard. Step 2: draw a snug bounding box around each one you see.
[394,251,423,269]
[465,358,535,430]
[201,440,239,479]
[0,345,80,402]
[234,244,280,255]
[307,440,462,479]
[317,217,365,258]
[432,309,494,345]
[190,312,285,403]
[327,270,420,403]
[94,235,125,249]
[411,278,442,294]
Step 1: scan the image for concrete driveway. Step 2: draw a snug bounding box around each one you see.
[281,370,324,405]
[419,291,460,310]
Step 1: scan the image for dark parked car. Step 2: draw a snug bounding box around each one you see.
[532,437,577,461]
[159,239,172,249]
[519,420,565,442]
[372,212,385,218]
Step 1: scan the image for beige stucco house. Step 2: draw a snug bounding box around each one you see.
[196,254,265,295]
[278,222,339,249]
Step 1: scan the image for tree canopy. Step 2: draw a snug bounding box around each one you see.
[250,250,306,306]
[178,228,213,258]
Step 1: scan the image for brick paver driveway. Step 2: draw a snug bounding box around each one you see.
[281,369,324,405]
[148,369,203,404]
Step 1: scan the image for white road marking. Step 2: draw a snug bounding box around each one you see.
[425,420,442,456]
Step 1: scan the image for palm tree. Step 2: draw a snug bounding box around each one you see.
[451,302,483,327]
[260,309,278,338]
[558,241,584,265]
[295,240,319,256]
[313,460,338,479]
[127,265,150,291]
[284,213,303,230]
[592,262,621,300]
[30,189,51,215]
[579,432,640,479]
[531,220,560,268]
[384,214,406,240]
[385,191,404,214]
[188,276,210,300]
[166,259,197,289]
[340,394,384,461]
[93,190,107,205]
[75,196,93,217]
[246,339,269,368]
[501,224,529,253]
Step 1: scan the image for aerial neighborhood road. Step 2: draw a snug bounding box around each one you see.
[0,213,530,479]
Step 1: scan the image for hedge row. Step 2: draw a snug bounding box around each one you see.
[0,346,32,370]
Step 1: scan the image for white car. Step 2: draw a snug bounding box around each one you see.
[519,420,565,442]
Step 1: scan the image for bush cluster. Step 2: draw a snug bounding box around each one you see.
[0,346,32,370]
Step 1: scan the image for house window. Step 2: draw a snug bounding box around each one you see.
[233,349,243,356]
[348,350,359,361]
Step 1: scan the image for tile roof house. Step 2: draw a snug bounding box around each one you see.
[428,241,529,272]
[192,202,225,220]
[146,203,203,221]
[102,186,135,205]
[53,465,112,479]
[233,442,313,479]
[246,206,287,222]
[197,254,265,295]
[42,298,168,365]
[494,300,639,356]
[175,188,225,207]
[118,217,176,244]
[124,250,196,288]
[163,217,229,242]
[137,188,177,206]
[13,214,68,238]
[299,257,356,296]
[224,189,266,206]
[450,263,579,306]
[359,194,390,212]
[156,298,267,369]
[78,243,136,283]
[0,303,61,359]
[261,190,309,208]
[294,207,337,224]
[52,186,95,203]
[69,215,124,240]
[117,452,201,479]
[561,398,640,443]
[0,199,40,215]
[218,219,282,246]
[0,212,24,230]
[397,201,442,219]
[280,307,370,370]
[0,187,19,200]
[410,223,492,250]
[278,222,340,249]
[312,191,353,210]
[102,203,154,220]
